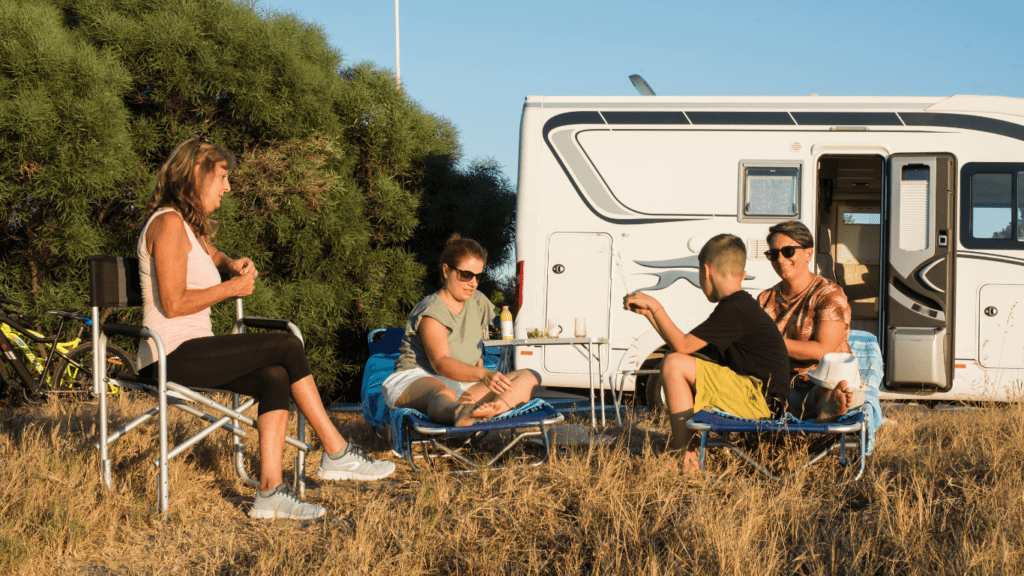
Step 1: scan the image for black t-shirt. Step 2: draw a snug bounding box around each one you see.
[689,290,790,417]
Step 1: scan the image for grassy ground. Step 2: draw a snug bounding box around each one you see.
[1,394,1022,575]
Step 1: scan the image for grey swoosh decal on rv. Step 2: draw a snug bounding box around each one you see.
[637,270,703,291]
[636,256,701,268]
[956,251,1024,266]
[541,110,1024,224]
[916,258,946,294]
[634,256,755,291]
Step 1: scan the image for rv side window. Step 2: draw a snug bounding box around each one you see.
[739,164,800,220]
[960,163,1024,249]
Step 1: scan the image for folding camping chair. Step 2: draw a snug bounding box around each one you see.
[89,256,312,515]
[684,329,884,482]
[360,328,563,472]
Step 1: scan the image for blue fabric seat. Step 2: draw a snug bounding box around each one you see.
[684,329,884,482]
[360,328,563,471]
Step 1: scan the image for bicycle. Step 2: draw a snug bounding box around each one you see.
[0,293,137,403]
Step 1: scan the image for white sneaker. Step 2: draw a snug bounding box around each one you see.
[249,483,325,520]
[317,444,396,481]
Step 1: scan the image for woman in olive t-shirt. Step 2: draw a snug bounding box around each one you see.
[380,235,540,426]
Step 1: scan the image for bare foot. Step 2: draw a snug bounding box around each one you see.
[815,380,853,423]
[452,402,481,427]
[666,450,700,473]
[452,401,506,426]
[470,401,507,420]
[681,451,700,473]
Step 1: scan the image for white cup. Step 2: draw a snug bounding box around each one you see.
[574,317,587,338]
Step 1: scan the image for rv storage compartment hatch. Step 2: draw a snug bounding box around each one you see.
[888,327,946,388]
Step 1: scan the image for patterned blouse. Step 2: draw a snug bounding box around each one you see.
[757,274,852,379]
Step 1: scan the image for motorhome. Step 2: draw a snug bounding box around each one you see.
[512,95,1024,403]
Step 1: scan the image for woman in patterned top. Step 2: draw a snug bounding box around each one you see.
[757,221,855,420]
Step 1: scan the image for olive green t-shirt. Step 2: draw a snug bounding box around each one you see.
[394,291,495,374]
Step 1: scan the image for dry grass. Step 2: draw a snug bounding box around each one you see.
[1,394,1023,576]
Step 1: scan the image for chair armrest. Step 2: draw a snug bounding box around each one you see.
[240,317,293,332]
[101,323,145,340]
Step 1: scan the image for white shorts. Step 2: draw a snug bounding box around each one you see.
[381,366,478,409]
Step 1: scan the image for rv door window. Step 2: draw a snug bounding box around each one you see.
[960,163,1024,249]
[1018,172,1024,240]
[741,166,800,219]
[843,212,881,225]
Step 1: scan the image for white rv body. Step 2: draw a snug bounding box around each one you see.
[513,95,1024,402]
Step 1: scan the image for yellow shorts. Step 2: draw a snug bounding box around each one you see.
[694,358,771,420]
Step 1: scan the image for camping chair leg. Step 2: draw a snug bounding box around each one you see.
[157,355,169,517]
[536,422,555,466]
[230,394,258,489]
[839,433,850,467]
[294,412,306,498]
[94,311,112,485]
[698,432,787,482]
[699,426,869,484]
[481,429,544,468]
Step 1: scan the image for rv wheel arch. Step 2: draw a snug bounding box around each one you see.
[638,348,668,412]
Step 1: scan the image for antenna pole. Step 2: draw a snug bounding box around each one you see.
[394,1,401,88]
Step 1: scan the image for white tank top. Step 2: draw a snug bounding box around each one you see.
[137,207,222,367]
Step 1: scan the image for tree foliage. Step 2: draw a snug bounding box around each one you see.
[0,0,517,398]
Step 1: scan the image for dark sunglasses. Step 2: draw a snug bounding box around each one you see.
[451,267,486,283]
[764,245,807,261]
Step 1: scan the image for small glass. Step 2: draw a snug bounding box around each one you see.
[574,317,587,338]
[545,319,562,338]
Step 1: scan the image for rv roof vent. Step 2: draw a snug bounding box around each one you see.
[790,141,802,152]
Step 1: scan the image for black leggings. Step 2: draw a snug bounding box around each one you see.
[139,333,312,416]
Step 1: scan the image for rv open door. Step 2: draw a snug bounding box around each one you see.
[883,154,957,390]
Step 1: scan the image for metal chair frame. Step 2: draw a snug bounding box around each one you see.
[90,256,311,516]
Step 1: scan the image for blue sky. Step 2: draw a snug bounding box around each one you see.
[261,0,1024,184]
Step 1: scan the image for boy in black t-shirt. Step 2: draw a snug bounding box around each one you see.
[623,234,789,471]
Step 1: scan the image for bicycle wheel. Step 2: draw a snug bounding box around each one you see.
[53,342,138,395]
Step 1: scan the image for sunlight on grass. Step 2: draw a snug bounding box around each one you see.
[1,395,1023,574]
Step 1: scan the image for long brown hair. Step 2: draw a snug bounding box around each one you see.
[145,137,237,240]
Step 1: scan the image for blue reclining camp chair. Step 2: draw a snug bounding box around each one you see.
[685,329,884,482]
[360,328,563,472]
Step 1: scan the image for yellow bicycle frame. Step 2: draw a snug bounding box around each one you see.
[1,321,82,388]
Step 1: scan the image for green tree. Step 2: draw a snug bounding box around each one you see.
[413,155,517,296]
[1,0,516,398]
[0,0,134,307]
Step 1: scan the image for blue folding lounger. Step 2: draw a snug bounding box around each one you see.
[361,328,563,472]
[685,330,884,482]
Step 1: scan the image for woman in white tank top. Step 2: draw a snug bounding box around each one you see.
[139,137,394,520]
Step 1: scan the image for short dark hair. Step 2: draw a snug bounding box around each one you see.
[697,234,746,277]
[767,220,814,249]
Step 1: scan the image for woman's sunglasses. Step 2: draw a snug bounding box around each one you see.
[451,267,486,283]
[764,245,808,261]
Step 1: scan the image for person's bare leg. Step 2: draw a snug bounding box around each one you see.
[291,375,346,454]
[660,353,699,471]
[395,377,484,426]
[257,409,288,491]
[815,380,853,423]
[460,369,541,418]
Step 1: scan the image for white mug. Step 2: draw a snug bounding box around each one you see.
[545,319,562,338]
